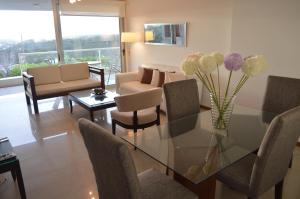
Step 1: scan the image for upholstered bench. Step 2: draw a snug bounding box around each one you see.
[22,63,104,114]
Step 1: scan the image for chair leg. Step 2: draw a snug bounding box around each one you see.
[25,95,30,105]
[33,98,39,114]
[289,156,293,168]
[134,128,137,150]
[165,167,169,175]
[275,180,284,199]
[112,120,116,135]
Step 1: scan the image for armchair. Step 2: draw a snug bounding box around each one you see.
[111,88,162,135]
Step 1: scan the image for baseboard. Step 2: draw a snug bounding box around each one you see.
[0,76,23,88]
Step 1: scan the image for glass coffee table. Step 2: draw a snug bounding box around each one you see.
[68,89,119,122]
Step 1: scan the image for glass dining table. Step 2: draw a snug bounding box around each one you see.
[119,105,276,198]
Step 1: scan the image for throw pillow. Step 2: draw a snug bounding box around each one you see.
[151,69,160,86]
[137,66,144,82]
[141,68,153,84]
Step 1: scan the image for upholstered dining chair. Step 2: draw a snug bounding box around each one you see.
[163,79,200,122]
[111,88,162,135]
[217,106,300,199]
[78,118,198,199]
[262,75,300,168]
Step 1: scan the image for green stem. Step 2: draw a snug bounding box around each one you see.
[196,71,211,93]
[217,65,221,106]
[210,74,218,102]
[224,71,232,99]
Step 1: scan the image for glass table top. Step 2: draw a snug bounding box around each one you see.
[69,89,119,108]
[120,106,277,184]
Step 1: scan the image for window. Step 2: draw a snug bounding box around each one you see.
[60,15,121,85]
[0,11,57,79]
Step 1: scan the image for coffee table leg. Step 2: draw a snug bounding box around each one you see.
[69,100,73,113]
[90,111,94,122]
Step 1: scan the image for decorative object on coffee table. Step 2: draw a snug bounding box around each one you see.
[69,89,118,122]
[182,52,267,129]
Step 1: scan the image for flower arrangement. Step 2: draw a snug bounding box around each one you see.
[181,52,267,129]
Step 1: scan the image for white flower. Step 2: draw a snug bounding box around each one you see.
[211,52,224,66]
[199,54,217,74]
[242,55,267,76]
[181,54,202,75]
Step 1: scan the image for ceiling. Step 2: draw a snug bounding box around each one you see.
[0,0,52,11]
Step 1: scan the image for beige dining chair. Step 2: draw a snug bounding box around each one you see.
[217,106,300,199]
[111,88,162,135]
[262,75,300,168]
[78,118,198,199]
[163,79,200,122]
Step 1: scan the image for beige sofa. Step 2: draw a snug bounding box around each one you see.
[116,64,202,112]
[23,63,104,114]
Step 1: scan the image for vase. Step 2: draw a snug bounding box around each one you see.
[210,93,236,130]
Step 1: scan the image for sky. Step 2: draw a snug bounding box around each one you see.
[0,10,119,42]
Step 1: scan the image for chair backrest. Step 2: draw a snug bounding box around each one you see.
[249,106,300,196]
[262,75,300,114]
[114,88,162,112]
[163,79,200,121]
[78,118,142,199]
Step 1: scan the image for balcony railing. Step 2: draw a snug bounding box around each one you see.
[0,47,121,85]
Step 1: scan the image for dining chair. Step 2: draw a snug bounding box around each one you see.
[163,79,200,122]
[111,88,162,135]
[262,75,300,168]
[78,118,198,199]
[217,106,300,199]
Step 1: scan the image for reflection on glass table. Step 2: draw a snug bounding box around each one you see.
[119,105,276,185]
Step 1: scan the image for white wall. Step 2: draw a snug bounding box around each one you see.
[125,0,233,106]
[125,0,300,108]
[230,0,300,108]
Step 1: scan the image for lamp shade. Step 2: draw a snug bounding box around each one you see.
[121,32,138,43]
[145,31,154,41]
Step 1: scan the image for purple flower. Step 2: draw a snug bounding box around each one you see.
[224,53,244,71]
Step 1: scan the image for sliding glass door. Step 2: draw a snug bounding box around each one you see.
[0,1,124,86]
[0,11,57,79]
[60,15,121,85]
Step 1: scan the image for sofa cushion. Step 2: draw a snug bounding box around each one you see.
[60,63,89,82]
[111,108,157,125]
[61,79,101,92]
[35,79,101,96]
[119,81,156,94]
[35,83,69,96]
[27,65,61,86]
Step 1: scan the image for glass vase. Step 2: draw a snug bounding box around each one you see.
[210,93,236,130]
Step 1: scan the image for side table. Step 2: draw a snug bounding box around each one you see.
[0,138,26,199]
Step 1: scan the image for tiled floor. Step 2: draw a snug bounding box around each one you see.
[0,86,299,199]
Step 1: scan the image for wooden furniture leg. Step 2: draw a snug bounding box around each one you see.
[174,172,216,199]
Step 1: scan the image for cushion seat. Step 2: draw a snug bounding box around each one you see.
[216,153,256,195]
[35,79,101,96]
[119,81,156,94]
[111,108,157,125]
[138,169,197,199]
